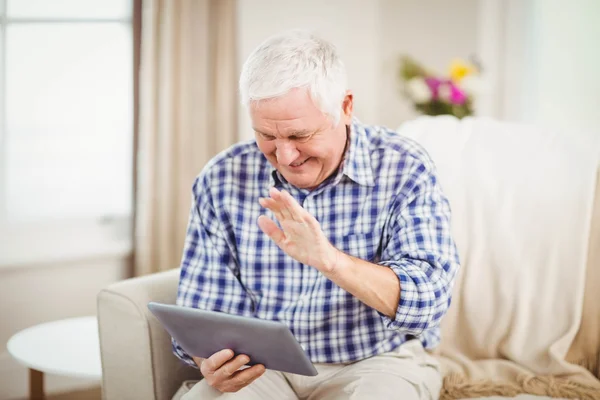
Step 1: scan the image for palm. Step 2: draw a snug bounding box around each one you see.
[258,188,337,270]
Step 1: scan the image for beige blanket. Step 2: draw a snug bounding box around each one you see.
[396,116,600,399]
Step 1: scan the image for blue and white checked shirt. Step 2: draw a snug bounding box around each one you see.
[174,118,460,366]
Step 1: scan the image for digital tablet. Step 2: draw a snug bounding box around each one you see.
[147,302,318,376]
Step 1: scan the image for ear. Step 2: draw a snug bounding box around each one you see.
[341,90,354,125]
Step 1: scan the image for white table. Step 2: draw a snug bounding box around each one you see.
[7,316,102,400]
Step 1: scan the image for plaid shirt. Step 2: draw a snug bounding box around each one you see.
[173,118,460,366]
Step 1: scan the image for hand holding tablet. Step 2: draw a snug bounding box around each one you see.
[147,302,318,377]
[193,349,266,393]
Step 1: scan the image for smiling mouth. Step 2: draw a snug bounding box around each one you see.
[290,158,311,168]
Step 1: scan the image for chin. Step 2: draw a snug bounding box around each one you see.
[288,180,310,189]
[281,168,322,189]
[286,177,315,189]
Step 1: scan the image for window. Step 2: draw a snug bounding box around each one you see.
[0,0,134,266]
[527,0,600,137]
[477,0,599,138]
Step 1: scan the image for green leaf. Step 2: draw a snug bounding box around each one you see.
[399,55,426,81]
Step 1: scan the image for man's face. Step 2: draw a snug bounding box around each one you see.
[250,88,353,190]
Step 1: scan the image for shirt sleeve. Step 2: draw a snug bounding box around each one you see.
[171,173,254,368]
[378,156,461,335]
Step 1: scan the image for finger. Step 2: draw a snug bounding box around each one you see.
[257,215,286,245]
[238,364,266,383]
[227,364,266,392]
[259,197,278,209]
[203,349,234,375]
[281,190,307,216]
[215,354,251,379]
[279,190,305,222]
[270,189,295,220]
[259,198,284,218]
[267,188,294,219]
[269,187,282,200]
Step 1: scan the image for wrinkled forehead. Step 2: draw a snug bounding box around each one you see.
[249,89,330,135]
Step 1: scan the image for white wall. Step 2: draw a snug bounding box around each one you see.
[0,258,128,399]
[237,0,381,140]
[236,0,479,137]
[378,0,479,129]
[238,0,599,139]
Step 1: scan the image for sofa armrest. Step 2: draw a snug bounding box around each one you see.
[97,268,199,400]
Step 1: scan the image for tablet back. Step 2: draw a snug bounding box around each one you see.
[147,302,318,376]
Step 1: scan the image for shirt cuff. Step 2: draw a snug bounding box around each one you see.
[378,261,436,334]
[172,338,199,369]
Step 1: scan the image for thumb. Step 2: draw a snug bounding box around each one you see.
[192,357,204,369]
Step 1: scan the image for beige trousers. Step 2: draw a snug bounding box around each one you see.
[176,340,442,400]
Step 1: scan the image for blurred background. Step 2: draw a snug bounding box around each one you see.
[0,0,598,398]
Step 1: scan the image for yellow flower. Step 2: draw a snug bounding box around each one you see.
[449,59,475,82]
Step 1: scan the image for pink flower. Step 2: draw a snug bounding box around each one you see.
[449,81,467,105]
[425,77,441,99]
[424,77,468,105]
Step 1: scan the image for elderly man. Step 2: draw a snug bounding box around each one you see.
[174,29,460,400]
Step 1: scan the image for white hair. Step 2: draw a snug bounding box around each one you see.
[239,29,348,126]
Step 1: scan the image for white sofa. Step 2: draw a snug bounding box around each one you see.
[98,116,600,399]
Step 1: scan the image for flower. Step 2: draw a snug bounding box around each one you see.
[449,59,475,82]
[438,81,452,103]
[405,77,432,103]
[424,77,441,100]
[438,81,466,105]
[449,81,467,105]
[398,55,481,119]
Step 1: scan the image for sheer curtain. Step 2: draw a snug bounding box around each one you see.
[476,0,600,138]
[134,0,238,276]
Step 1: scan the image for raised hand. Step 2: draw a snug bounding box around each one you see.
[258,187,340,273]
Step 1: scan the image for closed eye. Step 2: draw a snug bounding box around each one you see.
[257,132,276,141]
[289,134,313,142]
[255,130,314,142]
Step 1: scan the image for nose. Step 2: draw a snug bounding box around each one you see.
[275,140,299,166]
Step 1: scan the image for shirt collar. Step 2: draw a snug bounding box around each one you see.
[266,117,375,191]
[341,118,375,187]
[269,167,282,189]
